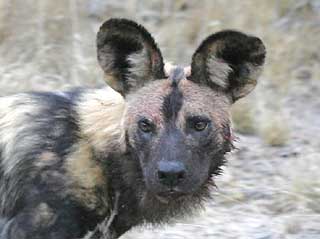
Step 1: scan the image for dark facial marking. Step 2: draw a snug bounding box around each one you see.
[170,67,185,87]
[162,67,185,122]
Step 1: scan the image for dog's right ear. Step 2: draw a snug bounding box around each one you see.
[97,18,165,96]
[190,30,266,102]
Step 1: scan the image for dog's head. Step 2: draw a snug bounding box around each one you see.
[97,18,265,214]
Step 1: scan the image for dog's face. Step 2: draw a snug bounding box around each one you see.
[124,78,232,203]
[97,19,266,204]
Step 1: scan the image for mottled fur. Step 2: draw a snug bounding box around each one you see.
[0,18,265,239]
[0,88,125,238]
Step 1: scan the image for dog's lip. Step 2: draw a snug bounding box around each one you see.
[155,190,187,203]
[155,195,170,204]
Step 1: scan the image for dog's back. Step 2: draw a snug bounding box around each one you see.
[0,88,125,238]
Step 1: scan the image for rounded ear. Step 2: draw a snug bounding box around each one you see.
[97,18,165,96]
[190,30,266,102]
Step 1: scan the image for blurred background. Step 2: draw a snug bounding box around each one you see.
[0,0,319,238]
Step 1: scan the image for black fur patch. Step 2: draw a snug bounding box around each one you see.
[161,67,185,122]
[169,66,185,87]
[27,91,80,159]
[162,83,183,122]
[4,198,96,239]
[196,30,265,66]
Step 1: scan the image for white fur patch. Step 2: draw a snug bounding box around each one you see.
[184,66,191,77]
[127,48,150,89]
[0,94,44,214]
[164,62,175,77]
[0,94,42,175]
[207,55,233,89]
[76,87,126,153]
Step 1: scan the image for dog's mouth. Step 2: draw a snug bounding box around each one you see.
[155,190,188,204]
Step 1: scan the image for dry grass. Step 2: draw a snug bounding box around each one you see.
[259,115,290,146]
[231,99,256,135]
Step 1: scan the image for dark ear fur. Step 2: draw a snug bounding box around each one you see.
[97,18,165,95]
[190,30,266,102]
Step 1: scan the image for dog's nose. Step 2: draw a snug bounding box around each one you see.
[157,161,186,187]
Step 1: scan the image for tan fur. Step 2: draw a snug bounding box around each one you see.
[35,151,59,168]
[66,142,104,189]
[76,87,126,154]
[69,87,126,213]
[65,141,108,213]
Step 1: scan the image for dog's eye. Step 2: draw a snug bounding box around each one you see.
[193,121,208,131]
[138,119,153,133]
[187,116,211,132]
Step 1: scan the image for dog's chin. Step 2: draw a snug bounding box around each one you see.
[155,194,170,204]
[154,191,188,204]
[144,182,211,206]
[138,184,211,224]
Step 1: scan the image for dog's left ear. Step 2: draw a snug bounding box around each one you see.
[97,18,165,96]
[190,30,266,102]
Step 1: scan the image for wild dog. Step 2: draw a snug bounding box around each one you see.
[0,18,266,239]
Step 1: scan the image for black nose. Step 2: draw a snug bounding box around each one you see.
[157,161,186,187]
